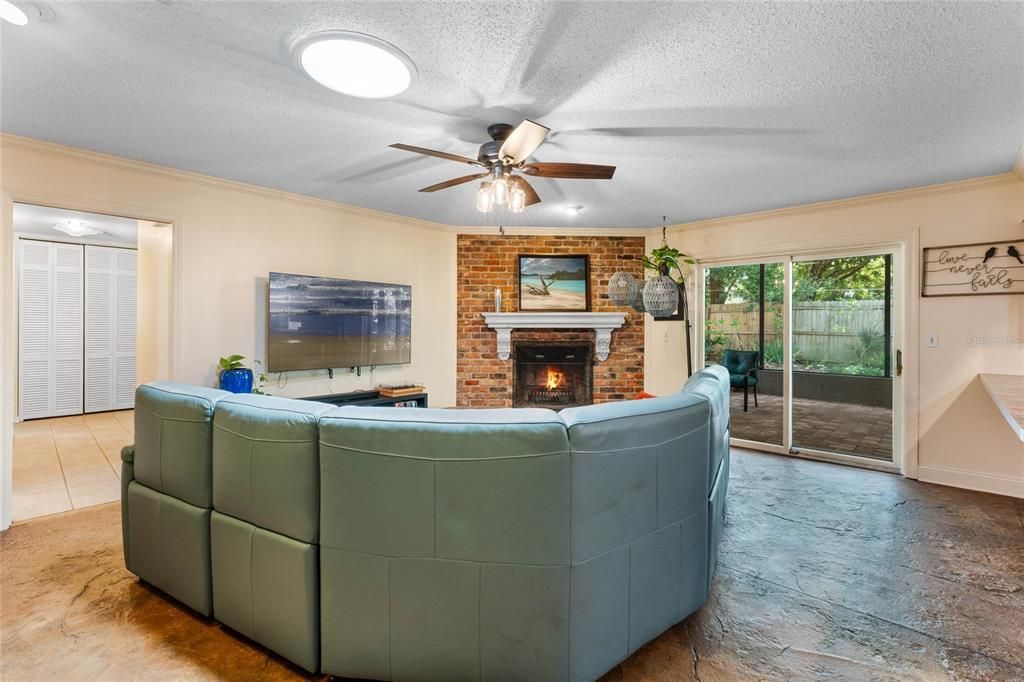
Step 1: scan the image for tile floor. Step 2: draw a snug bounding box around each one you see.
[728,391,893,460]
[11,410,134,523]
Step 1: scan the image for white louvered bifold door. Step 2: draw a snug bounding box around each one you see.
[53,244,85,414]
[113,249,137,409]
[18,240,55,419]
[85,246,137,412]
[85,246,114,412]
[18,240,84,419]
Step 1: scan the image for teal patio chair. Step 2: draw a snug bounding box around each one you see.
[723,349,759,412]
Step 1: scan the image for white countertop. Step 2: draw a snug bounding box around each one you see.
[979,374,1024,442]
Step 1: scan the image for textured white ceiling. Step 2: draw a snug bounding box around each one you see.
[2,1,1022,228]
[13,203,138,246]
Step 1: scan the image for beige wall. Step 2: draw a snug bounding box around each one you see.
[0,135,458,408]
[136,220,172,386]
[1,134,1020,531]
[646,175,1024,497]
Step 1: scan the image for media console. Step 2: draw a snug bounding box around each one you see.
[298,389,428,408]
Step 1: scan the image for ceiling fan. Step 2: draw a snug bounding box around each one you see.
[389,120,616,213]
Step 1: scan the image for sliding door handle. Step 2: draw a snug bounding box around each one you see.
[896,349,903,376]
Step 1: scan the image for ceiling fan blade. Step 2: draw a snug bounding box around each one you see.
[521,162,616,180]
[511,176,541,206]
[498,119,550,164]
[418,173,489,193]
[389,143,484,166]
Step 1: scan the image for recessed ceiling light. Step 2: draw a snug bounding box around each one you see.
[53,220,103,238]
[0,0,28,25]
[294,30,415,99]
[564,204,584,215]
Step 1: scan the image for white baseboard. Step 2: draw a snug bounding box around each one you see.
[917,465,1024,499]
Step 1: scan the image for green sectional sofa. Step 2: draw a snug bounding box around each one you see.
[121,366,731,680]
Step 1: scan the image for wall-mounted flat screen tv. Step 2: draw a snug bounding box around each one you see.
[267,272,412,372]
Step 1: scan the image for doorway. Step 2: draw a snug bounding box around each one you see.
[10,203,169,522]
[700,247,901,471]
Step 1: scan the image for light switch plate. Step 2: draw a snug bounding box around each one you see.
[926,332,939,348]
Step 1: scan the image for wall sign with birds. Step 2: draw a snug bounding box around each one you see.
[922,240,1024,297]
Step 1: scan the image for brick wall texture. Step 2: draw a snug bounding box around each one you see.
[457,234,646,408]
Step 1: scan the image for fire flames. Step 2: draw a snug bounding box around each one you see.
[545,368,565,391]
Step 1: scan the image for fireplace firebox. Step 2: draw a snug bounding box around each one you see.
[513,342,593,409]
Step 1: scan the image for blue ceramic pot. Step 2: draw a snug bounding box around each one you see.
[219,368,253,394]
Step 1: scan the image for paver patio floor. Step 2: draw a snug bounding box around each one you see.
[728,391,893,460]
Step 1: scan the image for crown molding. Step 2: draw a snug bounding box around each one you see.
[0,134,451,233]
[6,134,1018,237]
[665,172,1022,234]
[451,225,648,236]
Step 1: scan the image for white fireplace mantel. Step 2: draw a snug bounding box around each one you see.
[481,312,627,362]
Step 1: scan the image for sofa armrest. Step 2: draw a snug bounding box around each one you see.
[121,445,135,573]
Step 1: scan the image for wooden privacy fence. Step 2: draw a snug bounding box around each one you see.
[705,300,887,370]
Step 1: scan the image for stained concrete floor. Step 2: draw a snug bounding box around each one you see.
[2,450,1022,681]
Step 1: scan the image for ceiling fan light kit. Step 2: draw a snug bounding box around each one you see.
[390,119,617,214]
[492,173,510,206]
[508,186,526,213]
[476,182,494,213]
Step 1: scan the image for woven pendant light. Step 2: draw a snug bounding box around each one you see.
[630,279,648,312]
[642,217,680,317]
[643,275,679,317]
[608,270,639,306]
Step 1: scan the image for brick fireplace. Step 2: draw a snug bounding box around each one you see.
[457,234,645,408]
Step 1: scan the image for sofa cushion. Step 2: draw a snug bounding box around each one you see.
[126,481,212,616]
[133,382,229,508]
[211,511,319,673]
[212,394,333,543]
[683,365,731,491]
[560,392,710,563]
[318,407,571,564]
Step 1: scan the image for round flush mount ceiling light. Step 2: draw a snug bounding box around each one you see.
[564,204,584,215]
[294,30,415,99]
[0,0,29,25]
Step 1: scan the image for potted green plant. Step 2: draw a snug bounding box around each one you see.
[218,354,253,394]
[640,244,696,282]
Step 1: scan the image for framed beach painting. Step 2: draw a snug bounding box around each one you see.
[518,255,590,311]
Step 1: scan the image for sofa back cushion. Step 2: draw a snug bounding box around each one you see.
[212,394,334,543]
[682,364,730,490]
[318,407,571,565]
[559,392,711,563]
[133,382,230,507]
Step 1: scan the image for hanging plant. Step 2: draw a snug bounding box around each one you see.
[640,244,696,283]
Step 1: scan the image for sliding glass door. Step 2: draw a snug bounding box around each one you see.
[704,261,786,448]
[791,253,894,461]
[699,248,900,468]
